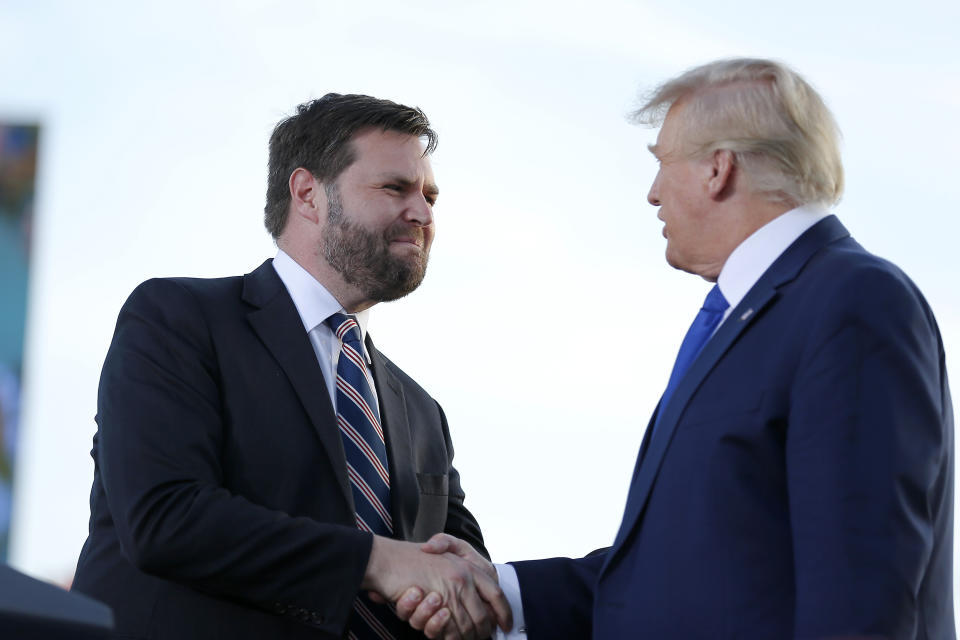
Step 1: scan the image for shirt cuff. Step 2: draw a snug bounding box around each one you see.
[493,563,527,639]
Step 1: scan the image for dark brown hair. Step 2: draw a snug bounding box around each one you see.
[264,93,437,238]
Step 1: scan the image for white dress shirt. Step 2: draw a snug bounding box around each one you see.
[493,204,831,640]
[271,249,376,408]
[715,204,829,324]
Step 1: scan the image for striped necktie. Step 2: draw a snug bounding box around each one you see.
[327,313,402,640]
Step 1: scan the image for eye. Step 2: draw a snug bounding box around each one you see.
[383,184,402,193]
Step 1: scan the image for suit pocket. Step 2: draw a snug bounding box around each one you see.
[416,472,449,496]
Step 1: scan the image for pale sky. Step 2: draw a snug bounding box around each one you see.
[2,0,958,616]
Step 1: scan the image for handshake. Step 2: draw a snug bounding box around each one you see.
[363,533,514,640]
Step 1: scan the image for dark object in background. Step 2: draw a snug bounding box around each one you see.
[0,563,113,638]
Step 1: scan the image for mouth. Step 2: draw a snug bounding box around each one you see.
[390,236,422,249]
[385,223,429,255]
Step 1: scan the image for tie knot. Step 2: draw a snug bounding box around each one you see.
[702,285,729,314]
[327,313,362,347]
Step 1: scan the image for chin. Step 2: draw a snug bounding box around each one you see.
[665,253,702,278]
[664,248,683,271]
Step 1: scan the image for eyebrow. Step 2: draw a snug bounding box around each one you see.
[381,174,439,197]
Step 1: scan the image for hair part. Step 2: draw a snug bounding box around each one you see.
[264,93,437,238]
[632,58,844,207]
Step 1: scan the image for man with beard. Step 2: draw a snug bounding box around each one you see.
[72,94,511,640]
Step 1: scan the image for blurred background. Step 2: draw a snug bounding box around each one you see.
[1,0,958,615]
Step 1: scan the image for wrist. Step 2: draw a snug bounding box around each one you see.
[361,534,396,592]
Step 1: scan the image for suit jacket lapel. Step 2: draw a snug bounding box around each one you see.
[604,215,851,574]
[367,339,419,540]
[242,260,353,513]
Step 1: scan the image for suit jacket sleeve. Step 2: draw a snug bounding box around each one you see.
[786,262,953,637]
[96,278,370,634]
[510,553,604,639]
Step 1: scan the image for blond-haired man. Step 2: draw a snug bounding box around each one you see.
[411,58,955,639]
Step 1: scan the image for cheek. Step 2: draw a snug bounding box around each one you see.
[666,215,694,251]
[661,177,684,210]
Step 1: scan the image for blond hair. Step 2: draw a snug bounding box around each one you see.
[633,58,843,207]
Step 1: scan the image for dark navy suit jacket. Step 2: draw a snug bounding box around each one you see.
[513,216,955,639]
[72,260,486,639]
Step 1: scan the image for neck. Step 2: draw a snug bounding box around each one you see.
[696,197,793,282]
[729,195,793,248]
[278,238,375,313]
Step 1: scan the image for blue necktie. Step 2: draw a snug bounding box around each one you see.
[327,313,402,640]
[652,285,730,436]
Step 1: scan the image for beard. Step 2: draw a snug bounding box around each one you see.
[320,184,430,303]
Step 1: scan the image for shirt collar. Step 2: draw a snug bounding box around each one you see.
[271,249,371,342]
[717,204,830,313]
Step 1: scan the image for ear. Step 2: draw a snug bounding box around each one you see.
[289,168,325,224]
[706,149,735,200]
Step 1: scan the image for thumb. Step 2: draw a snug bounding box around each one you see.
[420,533,456,554]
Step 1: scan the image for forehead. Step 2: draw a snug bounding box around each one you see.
[346,128,433,180]
[659,102,688,145]
[649,101,691,160]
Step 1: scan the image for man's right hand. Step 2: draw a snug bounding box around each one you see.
[390,533,509,639]
[362,535,512,640]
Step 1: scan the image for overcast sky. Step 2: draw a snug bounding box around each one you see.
[2,0,958,612]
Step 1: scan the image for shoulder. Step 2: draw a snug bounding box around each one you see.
[126,274,244,307]
[793,240,943,361]
[807,242,933,321]
[111,274,248,353]
[118,272,251,326]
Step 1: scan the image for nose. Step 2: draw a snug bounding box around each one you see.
[404,194,434,227]
[647,171,661,207]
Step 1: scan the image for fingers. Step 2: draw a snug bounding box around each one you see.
[397,590,456,640]
[423,534,496,580]
[413,559,483,640]
[421,532,457,554]
[405,591,442,629]
[440,555,502,639]
[456,581,496,639]
[414,588,495,640]
[372,539,508,638]
[422,607,451,639]
[419,606,459,640]
[422,532,472,556]
[439,610,463,640]
[471,566,513,632]
[394,587,424,621]
[389,575,477,639]
[445,584,479,639]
